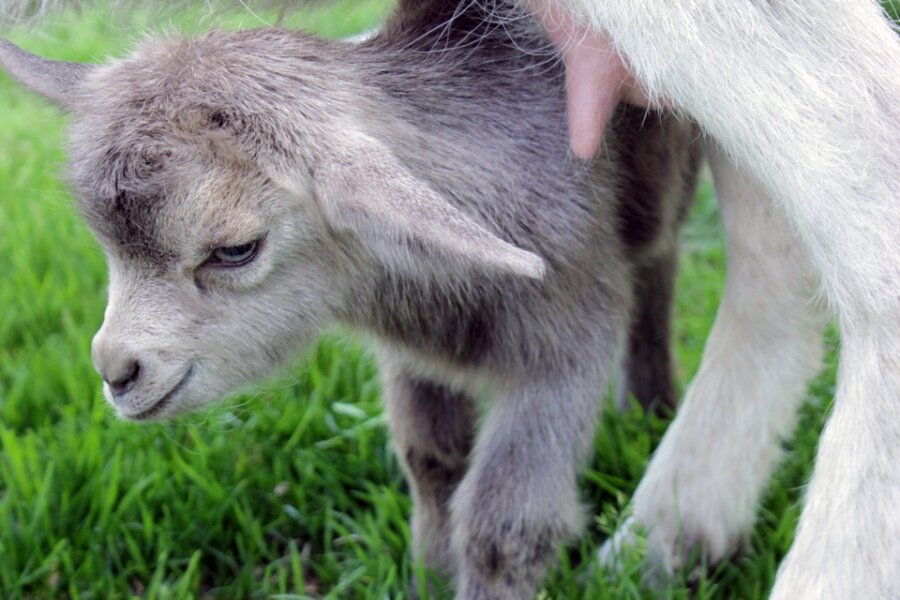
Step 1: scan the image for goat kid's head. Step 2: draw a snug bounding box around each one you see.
[0,32,544,421]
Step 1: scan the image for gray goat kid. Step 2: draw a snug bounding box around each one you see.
[0,0,700,596]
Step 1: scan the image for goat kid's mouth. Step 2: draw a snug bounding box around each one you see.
[122,366,195,422]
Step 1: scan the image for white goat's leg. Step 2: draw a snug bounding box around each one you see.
[559,1,900,594]
[381,363,478,582]
[600,147,828,576]
[770,323,900,599]
[450,367,609,600]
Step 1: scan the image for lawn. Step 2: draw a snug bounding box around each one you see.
[0,1,882,598]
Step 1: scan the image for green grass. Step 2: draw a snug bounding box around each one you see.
[0,2,864,598]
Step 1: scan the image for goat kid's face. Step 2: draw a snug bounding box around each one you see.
[69,64,343,421]
[82,149,337,421]
[0,34,545,421]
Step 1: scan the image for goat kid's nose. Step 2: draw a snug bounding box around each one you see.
[105,360,141,398]
[92,334,142,401]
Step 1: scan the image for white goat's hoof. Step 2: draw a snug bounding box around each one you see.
[599,514,747,588]
[598,517,672,588]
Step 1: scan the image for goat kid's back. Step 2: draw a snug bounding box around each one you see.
[349,0,701,386]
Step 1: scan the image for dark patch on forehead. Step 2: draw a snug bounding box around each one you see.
[369,269,499,366]
[79,182,174,267]
[73,142,181,265]
[105,190,172,264]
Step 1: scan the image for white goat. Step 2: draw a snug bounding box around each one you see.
[542,2,900,598]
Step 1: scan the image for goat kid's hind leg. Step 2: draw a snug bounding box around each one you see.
[380,362,478,587]
[618,250,678,415]
[601,148,829,579]
[450,364,611,600]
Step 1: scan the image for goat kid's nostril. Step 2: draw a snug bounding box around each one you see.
[105,361,141,398]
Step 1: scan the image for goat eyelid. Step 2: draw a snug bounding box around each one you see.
[201,233,267,269]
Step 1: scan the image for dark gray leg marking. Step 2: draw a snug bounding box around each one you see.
[383,374,478,585]
[622,250,678,414]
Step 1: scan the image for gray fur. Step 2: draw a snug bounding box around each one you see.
[0,0,700,596]
[0,0,311,25]
[0,39,89,107]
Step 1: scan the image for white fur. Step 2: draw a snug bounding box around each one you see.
[600,145,829,576]
[556,0,900,595]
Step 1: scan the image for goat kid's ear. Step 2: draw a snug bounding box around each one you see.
[306,132,546,279]
[0,39,92,110]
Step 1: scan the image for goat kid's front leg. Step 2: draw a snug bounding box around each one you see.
[450,370,607,599]
[381,362,478,586]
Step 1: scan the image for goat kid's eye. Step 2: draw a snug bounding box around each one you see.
[209,240,260,267]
